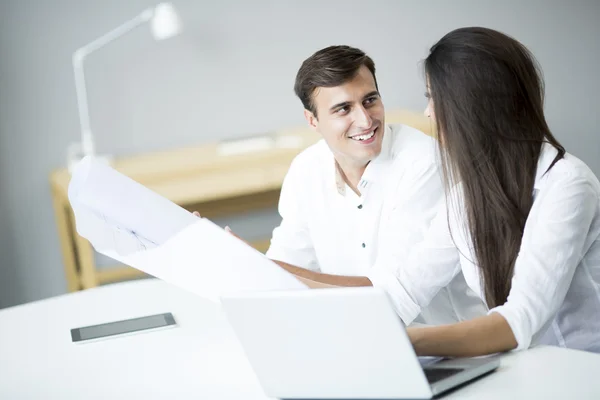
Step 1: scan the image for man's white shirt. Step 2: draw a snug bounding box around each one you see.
[266,124,487,325]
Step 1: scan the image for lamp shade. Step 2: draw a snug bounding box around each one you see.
[151,3,182,40]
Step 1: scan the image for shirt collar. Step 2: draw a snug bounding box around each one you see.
[334,161,346,195]
[334,125,393,196]
[534,142,561,190]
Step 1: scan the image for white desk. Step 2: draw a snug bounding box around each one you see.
[1,279,599,399]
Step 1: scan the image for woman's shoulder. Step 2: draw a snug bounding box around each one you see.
[542,150,600,195]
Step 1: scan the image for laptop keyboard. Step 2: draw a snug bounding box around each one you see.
[423,367,464,384]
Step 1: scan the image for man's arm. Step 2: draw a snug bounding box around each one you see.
[272,259,372,287]
[264,150,375,287]
[220,215,360,287]
[293,274,342,289]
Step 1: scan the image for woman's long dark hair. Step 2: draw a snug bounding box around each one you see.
[425,27,565,308]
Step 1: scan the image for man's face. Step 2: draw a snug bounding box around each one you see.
[305,66,385,168]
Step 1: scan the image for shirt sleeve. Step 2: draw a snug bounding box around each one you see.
[490,176,598,351]
[368,159,462,323]
[265,157,320,271]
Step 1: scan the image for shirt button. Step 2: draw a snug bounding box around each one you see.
[362,243,366,248]
[357,204,363,209]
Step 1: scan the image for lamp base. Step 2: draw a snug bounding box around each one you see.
[67,142,113,174]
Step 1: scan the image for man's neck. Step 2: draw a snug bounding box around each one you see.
[336,159,369,196]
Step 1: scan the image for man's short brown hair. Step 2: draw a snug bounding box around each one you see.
[294,45,378,117]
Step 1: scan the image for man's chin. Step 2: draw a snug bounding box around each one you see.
[353,146,383,164]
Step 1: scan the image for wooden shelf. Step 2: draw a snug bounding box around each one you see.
[50,109,432,291]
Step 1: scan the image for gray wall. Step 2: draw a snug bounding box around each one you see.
[0,0,598,308]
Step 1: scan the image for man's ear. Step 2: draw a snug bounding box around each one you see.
[304,109,318,131]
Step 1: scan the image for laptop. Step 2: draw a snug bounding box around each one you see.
[220,286,500,399]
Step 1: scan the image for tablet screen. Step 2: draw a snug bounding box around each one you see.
[71,312,176,342]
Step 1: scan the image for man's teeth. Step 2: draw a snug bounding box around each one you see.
[351,130,375,141]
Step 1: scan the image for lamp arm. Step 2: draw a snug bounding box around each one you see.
[72,55,94,154]
[74,9,153,60]
[71,8,154,155]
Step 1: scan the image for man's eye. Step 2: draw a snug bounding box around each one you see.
[364,96,378,105]
[336,107,349,114]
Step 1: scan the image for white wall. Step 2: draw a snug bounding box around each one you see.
[0,0,598,307]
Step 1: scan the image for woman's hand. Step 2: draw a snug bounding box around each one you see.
[406,313,517,357]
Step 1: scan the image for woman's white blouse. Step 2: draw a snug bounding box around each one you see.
[370,143,600,352]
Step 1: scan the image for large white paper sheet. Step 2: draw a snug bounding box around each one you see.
[68,156,197,250]
[68,156,307,300]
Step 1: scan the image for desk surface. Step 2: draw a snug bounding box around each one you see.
[1,279,599,399]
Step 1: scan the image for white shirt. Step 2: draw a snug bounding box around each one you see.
[371,143,600,352]
[266,124,488,325]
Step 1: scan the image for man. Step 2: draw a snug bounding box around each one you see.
[263,45,486,324]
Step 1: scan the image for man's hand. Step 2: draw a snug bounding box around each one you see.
[193,211,250,246]
[222,225,250,246]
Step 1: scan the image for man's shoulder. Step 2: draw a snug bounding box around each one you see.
[289,138,330,170]
[386,123,438,164]
[283,139,330,185]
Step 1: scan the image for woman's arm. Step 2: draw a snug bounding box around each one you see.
[409,175,598,357]
[407,313,517,357]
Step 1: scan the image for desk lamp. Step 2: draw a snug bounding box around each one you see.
[68,3,182,172]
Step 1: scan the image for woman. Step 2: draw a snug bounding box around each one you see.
[387,27,600,356]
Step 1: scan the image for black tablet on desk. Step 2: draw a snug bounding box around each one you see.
[71,312,177,343]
